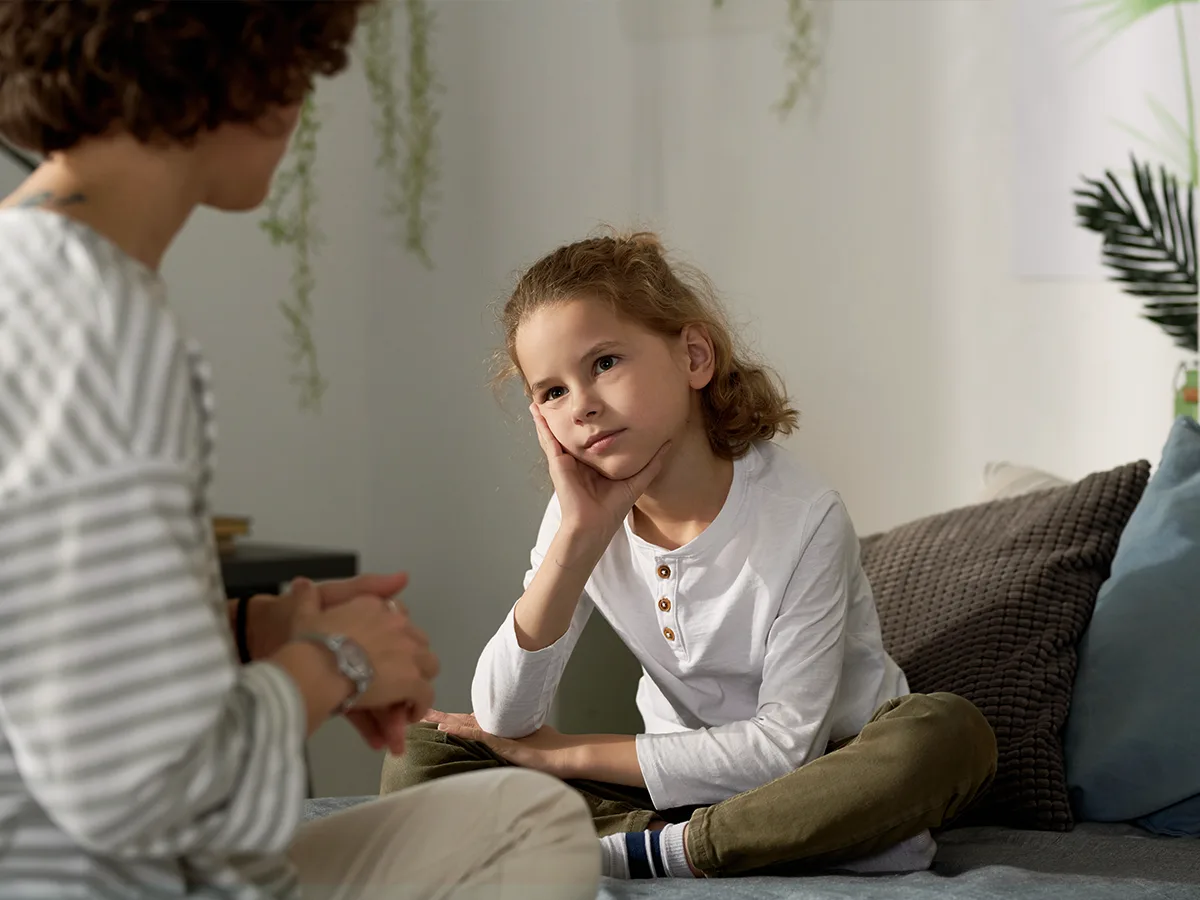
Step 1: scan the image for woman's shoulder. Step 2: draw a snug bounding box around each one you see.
[0,210,195,494]
[0,209,170,345]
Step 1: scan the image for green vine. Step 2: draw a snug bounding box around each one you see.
[402,0,439,266]
[266,2,441,411]
[713,0,824,117]
[362,0,439,269]
[775,0,823,118]
[260,96,327,412]
[364,0,402,213]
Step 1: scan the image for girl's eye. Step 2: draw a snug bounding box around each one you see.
[544,387,566,401]
[594,355,617,374]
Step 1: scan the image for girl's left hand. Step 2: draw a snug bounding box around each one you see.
[423,710,579,778]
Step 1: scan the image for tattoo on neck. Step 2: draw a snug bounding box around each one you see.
[16,190,87,210]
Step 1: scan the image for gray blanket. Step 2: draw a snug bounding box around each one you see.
[304,798,1200,899]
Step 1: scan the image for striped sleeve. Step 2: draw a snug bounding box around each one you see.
[0,257,307,858]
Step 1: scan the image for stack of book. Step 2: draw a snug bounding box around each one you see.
[212,515,251,554]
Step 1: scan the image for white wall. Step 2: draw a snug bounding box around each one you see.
[163,68,383,797]
[148,0,1182,795]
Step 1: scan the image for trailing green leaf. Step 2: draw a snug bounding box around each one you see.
[260,96,327,411]
[1075,154,1198,350]
[712,0,825,118]
[401,0,439,268]
[363,0,403,225]
[361,0,439,268]
[775,0,823,118]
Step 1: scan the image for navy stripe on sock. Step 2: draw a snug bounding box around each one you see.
[649,829,666,877]
[625,832,653,879]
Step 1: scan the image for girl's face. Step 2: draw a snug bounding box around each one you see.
[515,299,713,481]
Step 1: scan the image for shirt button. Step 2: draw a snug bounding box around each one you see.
[658,598,671,612]
[657,565,671,579]
[662,627,675,641]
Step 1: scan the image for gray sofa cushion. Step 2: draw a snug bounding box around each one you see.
[859,461,1151,831]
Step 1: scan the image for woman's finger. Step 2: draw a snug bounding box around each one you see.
[407,682,435,724]
[319,572,409,607]
[412,645,440,680]
[345,709,385,751]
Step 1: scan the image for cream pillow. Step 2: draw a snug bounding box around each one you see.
[980,462,1071,503]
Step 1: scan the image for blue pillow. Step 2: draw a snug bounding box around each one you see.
[1065,416,1200,827]
[1138,792,1200,836]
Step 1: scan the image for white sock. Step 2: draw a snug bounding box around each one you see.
[658,822,696,877]
[835,829,938,874]
[599,833,629,879]
[599,824,698,879]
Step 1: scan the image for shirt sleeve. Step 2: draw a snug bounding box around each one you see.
[471,494,594,738]
[0,462,308,858]
[0,283,307,860]
[634,494,856,809]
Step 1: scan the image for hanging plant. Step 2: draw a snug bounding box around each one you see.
[260,95,327,411]
[400,0,439,264]
[363,0,440,268]
[714,0,827,118]
[267,0,440,410]
[775,0,825,118]
[363,0,402,223]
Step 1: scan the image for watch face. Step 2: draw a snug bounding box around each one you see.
[341,640,372,680]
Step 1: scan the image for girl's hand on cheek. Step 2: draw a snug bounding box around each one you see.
[530,404,669,545]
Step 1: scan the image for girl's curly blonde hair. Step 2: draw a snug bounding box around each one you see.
[495,230,798,460]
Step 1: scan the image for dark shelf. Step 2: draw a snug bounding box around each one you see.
[220,542,359,600]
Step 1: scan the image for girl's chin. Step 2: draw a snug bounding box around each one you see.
[589,455,653,483]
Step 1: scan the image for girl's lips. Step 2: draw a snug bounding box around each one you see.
[583,429,625,453]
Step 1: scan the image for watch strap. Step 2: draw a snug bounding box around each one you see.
[295,632,367,715]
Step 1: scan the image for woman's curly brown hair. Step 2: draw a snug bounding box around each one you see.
[0,0,372,153]
[496,230,799,461]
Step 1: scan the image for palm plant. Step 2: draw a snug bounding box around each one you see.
[1073,0,1198,353]
[1075,156,1196,350]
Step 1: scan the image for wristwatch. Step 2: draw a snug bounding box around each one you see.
[295,632,373,714]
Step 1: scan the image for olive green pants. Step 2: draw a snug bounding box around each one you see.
[380,693,997,878]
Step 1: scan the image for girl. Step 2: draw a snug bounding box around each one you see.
[382,231,997,880]
[0,3,598,898]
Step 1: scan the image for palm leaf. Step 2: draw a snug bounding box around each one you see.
[1075,154,1198,351]
[1072,0,1197,50]
[1112,93,1194,181]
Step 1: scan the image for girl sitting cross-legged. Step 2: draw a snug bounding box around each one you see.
[381,230,997,880]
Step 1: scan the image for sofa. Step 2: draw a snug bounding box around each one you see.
[304,418,1200,898]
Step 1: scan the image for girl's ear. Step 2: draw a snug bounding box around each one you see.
[681,324,715,390]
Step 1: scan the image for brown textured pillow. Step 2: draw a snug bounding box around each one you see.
[860,460,1151,831]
